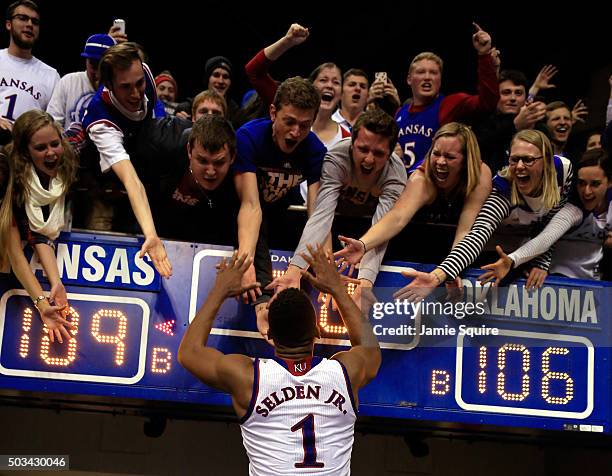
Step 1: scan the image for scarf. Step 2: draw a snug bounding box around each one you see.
[24,167,66,240]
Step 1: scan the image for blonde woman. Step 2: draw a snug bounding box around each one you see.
[335,122,491,285]
[0,110,77,342]
[398,129,573,300]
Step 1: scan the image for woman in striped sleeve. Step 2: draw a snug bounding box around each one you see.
[395,129,573,301]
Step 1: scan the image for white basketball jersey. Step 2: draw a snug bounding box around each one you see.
[240,356,357,475]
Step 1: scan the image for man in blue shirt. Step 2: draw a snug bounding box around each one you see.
[233,76,325,311]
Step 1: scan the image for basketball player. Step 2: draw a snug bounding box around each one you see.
[178,244,381,475]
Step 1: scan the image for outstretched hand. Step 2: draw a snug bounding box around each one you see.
[265,266,301,294]
[533,65,558,92]
[393,268,439,302]
[478,245,513,286]
[140,236,172,278]
[472,22,492,55]
[334,235,366,266]
[49,282,69,311]
[300,244,344,296]
[214,252,260,299]
[524,267,547,290]
[39,302,73,344]
[571,99,588,125]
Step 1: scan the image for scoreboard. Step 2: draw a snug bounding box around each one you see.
[0,231,610,435]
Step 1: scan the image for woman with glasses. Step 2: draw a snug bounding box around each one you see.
[393,129,573,300]
[479,148,611,283]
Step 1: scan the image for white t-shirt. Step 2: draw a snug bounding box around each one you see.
[0,49,60,121]
[240,357,356,476]
[46,70,94,128]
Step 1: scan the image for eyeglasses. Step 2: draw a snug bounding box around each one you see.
[11,13,40,26]
[508,155,542,167]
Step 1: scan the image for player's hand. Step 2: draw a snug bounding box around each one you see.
[285,23,309,46]
[215,252,260,299]
[472,22,492,55]
[265,265,301,294]
[239,262,262,304]
[393,268,439,302]
[255,302,274,345]
[524,267,547,290]
[571,99,588,125]
[140,236,172,278]
[334,235,366,266]
[478,245,513,287]
[300,244,344,296]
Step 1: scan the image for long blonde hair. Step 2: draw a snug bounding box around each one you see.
[423,122,482,197]
[501,129,560,209]
[0,110,77,266]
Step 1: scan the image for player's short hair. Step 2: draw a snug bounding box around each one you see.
[351,108,398,154]
[268,288,318,347]
[98,43,142,89]
[188,114,235,156]
[6,0,39,20]
[273,76,320,115]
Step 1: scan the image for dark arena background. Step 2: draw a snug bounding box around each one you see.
[1,1,612,475]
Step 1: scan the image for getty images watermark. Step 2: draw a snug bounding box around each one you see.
[370,295,496,338]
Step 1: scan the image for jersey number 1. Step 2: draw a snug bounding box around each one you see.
[291,414,324,468]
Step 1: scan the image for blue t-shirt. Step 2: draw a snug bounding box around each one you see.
[395,95,443,170]
[234,118,326,204]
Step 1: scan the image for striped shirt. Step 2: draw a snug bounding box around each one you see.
[438,156,573,280]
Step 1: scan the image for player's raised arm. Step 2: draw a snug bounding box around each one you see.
[300,245,381,388]
[178,252,259,395]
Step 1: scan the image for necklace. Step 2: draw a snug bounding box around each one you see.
[189,168,213,208]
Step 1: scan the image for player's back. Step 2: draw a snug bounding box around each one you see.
[240,356,357,475]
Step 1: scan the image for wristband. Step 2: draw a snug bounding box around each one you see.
[32,295,47,308]
[431,269,445,286]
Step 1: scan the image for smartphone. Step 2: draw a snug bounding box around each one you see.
[113,18,126,34]
[375,71,387,83]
